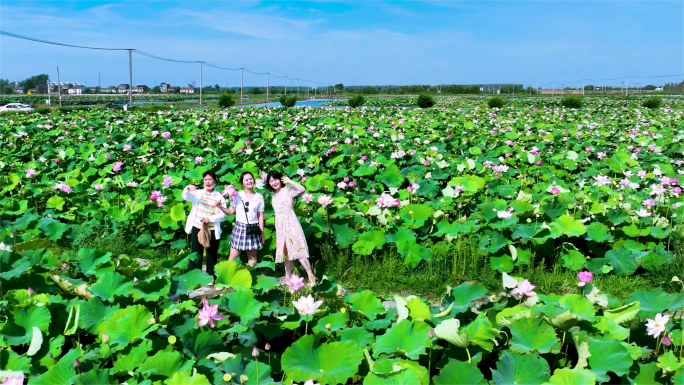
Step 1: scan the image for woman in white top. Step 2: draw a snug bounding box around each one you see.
[181,171,226,278]
[217,171,265,267]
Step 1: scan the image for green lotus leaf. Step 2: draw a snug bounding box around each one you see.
[96,305,158,350]
[656,351,683,375]
[434,313,498,351]
[399,204,434,229]
[492,351,551,385]
[602,301,641,324]
[406,298,431,321]
[432,360,486,385]
[338,326,375,347]
[627,362,667,385]
[352,230,387,255]
[348,290,386,321]
[605,248,638,275]
[0,350,31,373]
[558,294,597,321]
[397,243,430,268]
[112,340,153,373]
[251,275,279,294]
[74,368,111,385]
[0,306,51,346]
[385,227,416,245]
[332,223,358,248]
[140,350,193,379]
[215,260,252,290]
[90,271,133,301]
[312,313,347,335]
[509,317,561,354]
[282,334,363,385]
[79,297,121,334]
[0,251,32,280]
[27,348,80,385]
[131,275,171,302]
[41,220,69,241]
[364,367,423,385]
[551,214,587,237]
[495,305,533,327]
[622,223,651,237]
[46,196,65,211]
[380,164,405,187]
[595,317,630,341]
[490,255,514,273]
[543,368,596,385]
[586,337,633,382]
[221,288,265,324]
[372,320,431,359]
[626,289,670,318]
[445,281,489,315]
[164,373,211,385]
[169,202,185,222]
[181,328,225,359]
[560,250,586,270]
[221,354,277,385]
[171,269,213,295]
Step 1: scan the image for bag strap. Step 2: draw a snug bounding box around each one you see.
[241,197,251,226]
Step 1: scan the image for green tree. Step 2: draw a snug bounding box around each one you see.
[335,83,344,92]
[152,86,161,93]
[21,74,49,93]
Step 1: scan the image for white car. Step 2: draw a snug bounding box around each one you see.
[0,103,34,112]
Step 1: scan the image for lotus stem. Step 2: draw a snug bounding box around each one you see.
[255,360,259,385]
[466,347,471,364]
[428,343,432,376]
[561,331,566,349]
[655,335,662,356]
[679,330,684,360]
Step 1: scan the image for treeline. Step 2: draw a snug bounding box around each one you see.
[340,84,528,95]
[0,74,49,94]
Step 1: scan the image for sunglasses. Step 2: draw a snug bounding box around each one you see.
[244,201,250,212]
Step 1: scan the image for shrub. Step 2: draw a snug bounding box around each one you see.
[560,95,584,108]
[488,96,504,108]
[347,95,365,108]
[279,95,297,108]
[642,96,663,109]
[218,94,236,108]
[33,107,52,114]
[416,94,435,108]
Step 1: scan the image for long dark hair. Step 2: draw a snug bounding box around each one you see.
[266,170,283,191]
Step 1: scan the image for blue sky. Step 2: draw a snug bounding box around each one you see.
[1,1,682,88]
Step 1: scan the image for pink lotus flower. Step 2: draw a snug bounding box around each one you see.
[317,195,332,207]
[237,148,244,154]
[577,271,593,287]
[222,185,239,200]
[94,184,104,190]
[245,140,251,145]
[150,191,162,201]
[123,144,132,152]
[511,279,536,300]
[2,375,24,385]
[535,160,542,166]
[198,297,224,328]
[195,156,204,163]
[26,168,36,178]
[551,187,559,196]
[105,154,111,159]
[54,158,60,164]
[301,194,314,203]
[497,210,512,220]
[285,274,306,293]
[162,175,173,189]
[112,161,123,173]
[292,294,323,316]
[646,313,669,338]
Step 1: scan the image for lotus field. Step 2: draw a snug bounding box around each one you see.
[1,101,684,384]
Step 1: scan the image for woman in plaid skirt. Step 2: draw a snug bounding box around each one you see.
[217,171,264,267]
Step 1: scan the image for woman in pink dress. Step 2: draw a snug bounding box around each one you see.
[266,170,315,286]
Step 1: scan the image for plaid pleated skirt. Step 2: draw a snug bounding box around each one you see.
[229,221,264,251]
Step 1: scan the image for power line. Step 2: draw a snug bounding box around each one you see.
[1,30,326,86]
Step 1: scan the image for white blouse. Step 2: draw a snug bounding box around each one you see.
[230,191,264,224]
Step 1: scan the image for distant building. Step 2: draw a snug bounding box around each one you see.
[118,84,130,93]
[133,85,149,93]
[13,86,23,94]
[180,87,195,94]
[160,83,170,92]
[167,87,178,92]
[655,87,664,91]
[100,87,117,93]
[68,87,85,95]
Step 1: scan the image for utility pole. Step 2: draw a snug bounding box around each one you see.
[128,49,133,105]
[582,80,585,96]
[98,73,100,88]
[626,78,629,96]
[285,76,288,95]
[47,78,51,105]
[297,78,300,97]
[240,68,244,103]
[267,73,270,102]
[56,66,62,107]
[307,80,310,98]
[199,61,203,105]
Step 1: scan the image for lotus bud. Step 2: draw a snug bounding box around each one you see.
[54,158,60,163]
[102,333,109,343]
[74,359,80,368]
[252,347,259,357]
[429,329,435,338]
[27,287,34,296]
[662,335,672,346]
[409,211,413,215]
[147,318,155,324]
[265,343,271,351]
